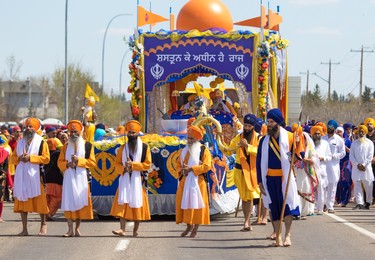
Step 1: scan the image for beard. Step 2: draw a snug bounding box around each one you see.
[243,129,253,142]
[368,126,374,132]
[267,124,279,137]
[187,141,201,157]
[313,136,321,146]
[327,128,334,135]
[24,129,35,141]
[69,133,80,144]
[127,136,138,153]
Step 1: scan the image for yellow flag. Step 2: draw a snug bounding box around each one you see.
[85,83,100,102]
[193,82,210,99]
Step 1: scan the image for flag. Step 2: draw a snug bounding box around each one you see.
[234,6,267,28]
[137,5,168,28]
[267,9,283,30]
[193,82,210,99]
[85,83,100,102]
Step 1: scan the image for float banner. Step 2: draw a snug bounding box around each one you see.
[143,36,254,92]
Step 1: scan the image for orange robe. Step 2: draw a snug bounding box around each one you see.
[110,143,152,221]
[57,143,96,220]
[175,145,212,225]
[225,133,260,201]
[10,141,50,214]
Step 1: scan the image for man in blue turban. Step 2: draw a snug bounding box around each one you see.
[224,113,261,231]
[322,119,346,214]
[256,108,300,247]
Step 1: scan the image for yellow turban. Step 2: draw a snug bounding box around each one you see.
[25,117,41,131]
[187,125,203,141]
[310,125,323,136]
[187,94,197,102]
[116,125,125,135]
[315,122,327,136]
[364,118,375,127]
[291,123,298,133]
[67,120,83,132]
[125,120,142,134]
[358,124,368,134]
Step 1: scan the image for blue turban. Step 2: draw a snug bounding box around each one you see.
[94,128,106,141]
[285,126,292,132]
[244,114,257,126]
[254,118,264,133]
[327,119,338,129]
[267,108,284,125]
[96,123,105,130]
[303,125,311,134]
[46,127,56,133]
[343,122,353,130]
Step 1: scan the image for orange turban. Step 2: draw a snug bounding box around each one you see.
[364,118,375,126]
[310,125,323,136]
[187,125,203,141]
[187,94,197,102]
[125,120,142,134]
[187,117,196,127]
[358,124,368,134]
[25,117,41,131]
[67,120,83,132]
[116,125,125,135]
[291,123,298,133]
[315,122,327,136]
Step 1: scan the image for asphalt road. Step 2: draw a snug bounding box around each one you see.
[1,201,375,260]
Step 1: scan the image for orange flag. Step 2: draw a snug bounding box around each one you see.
[137,5,168,27]
[267,9,283,30]
[234,5,267,28]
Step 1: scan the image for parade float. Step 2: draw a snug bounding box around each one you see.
[90,0,289,216]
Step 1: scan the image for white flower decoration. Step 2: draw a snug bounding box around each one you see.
[160,149,170,158]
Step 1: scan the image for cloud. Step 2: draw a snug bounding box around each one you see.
[289,0,339,5]
[296,27,341,36]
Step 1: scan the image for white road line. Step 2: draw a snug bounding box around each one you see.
[325,213,375,240]
[115,239,130,252]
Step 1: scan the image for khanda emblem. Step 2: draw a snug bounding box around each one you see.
[151,64,164,80]
[235,64,249,80]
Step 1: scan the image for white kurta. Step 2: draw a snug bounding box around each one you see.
[350,138,374,182]
[314,139,332,188]
[322,134,346,183]
[61,137,89,211]
[13,134,43,201]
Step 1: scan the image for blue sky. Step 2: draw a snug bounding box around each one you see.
[1,0,375,99]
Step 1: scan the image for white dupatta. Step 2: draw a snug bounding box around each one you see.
[61,137,88,211]
[260,127,299,210]
[180,143,205,209]
[117,138,143,208]
[13,134,43,201]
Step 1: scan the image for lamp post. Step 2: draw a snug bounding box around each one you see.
[101,13,132,93]
[64,0,69,124]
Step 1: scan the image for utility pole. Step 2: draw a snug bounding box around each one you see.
[351,45,374,104]
[299,70,310,94]
[321,59,340,101]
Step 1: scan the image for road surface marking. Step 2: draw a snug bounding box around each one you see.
[326,213,375,240]
[115,239,130,251]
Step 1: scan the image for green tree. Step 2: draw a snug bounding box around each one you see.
[332,90,339,102]
[362,86,372,103]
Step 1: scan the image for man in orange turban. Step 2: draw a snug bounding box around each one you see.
[180,94,198,111]
[350,124,374,210]
[111,119,151,237]
[58,119,96,237]
[116,125,125,135]
[10,117,50,236]
[175,125,211,238]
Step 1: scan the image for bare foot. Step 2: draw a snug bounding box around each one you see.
[189,230,198,238]
[75,229,81,237]
[180,226,192,237]
[38,224,47,236]
[18,230,29,236]
[240,226,252,232]
[267,232,276,240]
[283,235,292,247]
[62,232,74,237]
[133,230,139,237]
[112,230,125,236]
[275,235,283,247]
[0,218,4,223]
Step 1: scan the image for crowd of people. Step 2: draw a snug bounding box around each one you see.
[0,110,374,248]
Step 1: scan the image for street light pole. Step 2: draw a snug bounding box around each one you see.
[64,0,69,124]
[101,13,132,93]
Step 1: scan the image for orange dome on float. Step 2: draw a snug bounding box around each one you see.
[176,0,233,32]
